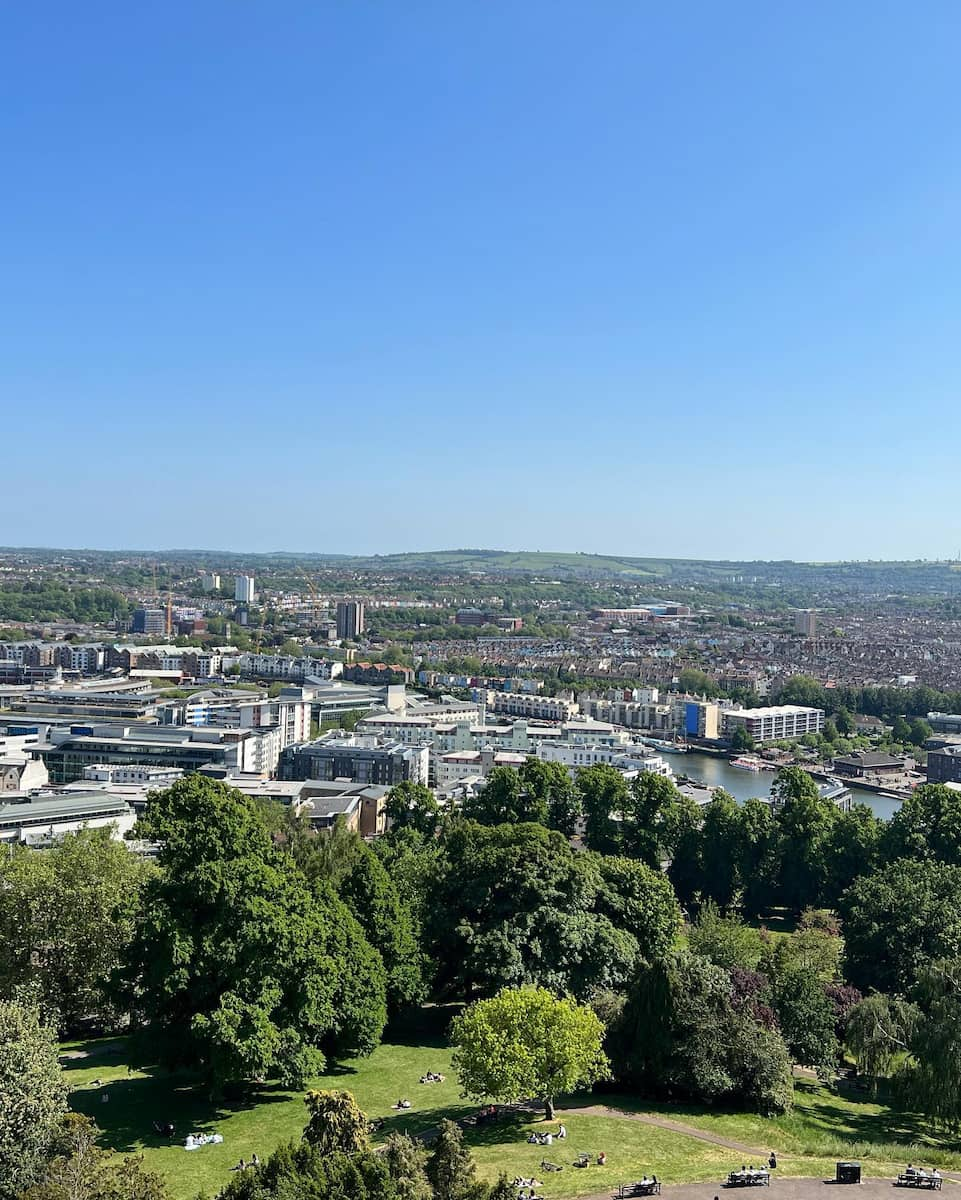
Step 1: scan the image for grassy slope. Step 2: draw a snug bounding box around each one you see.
[64,1041,960,1200]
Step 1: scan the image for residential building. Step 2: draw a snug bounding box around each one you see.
[927,746,961,785]
[673,698,721,740]
[235,575,256,604]
[928,712,961,734]
[794,610,818,637]
[487,691,578,722]
[336,601,365,640]
[200,573,221,591]
[132,608,166,635]
[0,756,49,792]
[434,747,528,789]
[720,705,824,744]
[278,734,428,787]
[342,662,414,685]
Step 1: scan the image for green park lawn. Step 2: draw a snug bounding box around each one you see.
[62,1038,961,1200]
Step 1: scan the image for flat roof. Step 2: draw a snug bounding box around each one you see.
[0,792,132,823]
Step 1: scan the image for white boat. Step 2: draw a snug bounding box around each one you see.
[730,754,763,771]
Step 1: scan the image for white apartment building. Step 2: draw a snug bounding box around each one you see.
[721,705,824,744]
[235,575,256,604]
[435,748,528,789]
[536,741,673,779]
[487,691,578,722]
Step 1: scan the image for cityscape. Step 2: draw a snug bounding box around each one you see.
[5,4,961,1200]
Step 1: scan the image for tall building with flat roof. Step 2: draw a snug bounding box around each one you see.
[235,575,256,604]
[336,600,365,640]
[794,610,817,637]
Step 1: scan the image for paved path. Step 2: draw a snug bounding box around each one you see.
[558,1105,767,1156]
[575,1176,949,1200]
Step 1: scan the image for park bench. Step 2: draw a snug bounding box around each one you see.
[897,1175,942,1190]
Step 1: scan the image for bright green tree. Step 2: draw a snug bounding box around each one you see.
[451,986,609,1119]
[688,902,764,971]
[846,994,917,1084]
[0,1001,67,1200]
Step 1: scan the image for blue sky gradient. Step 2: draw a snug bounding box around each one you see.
[2,2,960,558]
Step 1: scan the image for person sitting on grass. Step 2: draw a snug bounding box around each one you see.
[597,1152,607,1166]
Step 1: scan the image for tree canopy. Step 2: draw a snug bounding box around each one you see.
[116,776,387,1090]
[451,986,609,1119]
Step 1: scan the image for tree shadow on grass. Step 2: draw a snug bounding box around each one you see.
[68,1070,298,1155]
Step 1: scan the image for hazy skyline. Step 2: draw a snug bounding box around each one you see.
[3,2,960,560]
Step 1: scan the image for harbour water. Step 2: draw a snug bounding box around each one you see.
[678,750,902,821]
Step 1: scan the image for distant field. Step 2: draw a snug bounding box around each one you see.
[63,1039,961,1200]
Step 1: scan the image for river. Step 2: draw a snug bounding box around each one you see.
[676,750,902,821]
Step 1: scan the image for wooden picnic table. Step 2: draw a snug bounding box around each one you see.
[726,1171,770,1188]
[613,1181,661,1198]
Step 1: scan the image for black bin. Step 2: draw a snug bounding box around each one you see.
[836,1163,861,1184]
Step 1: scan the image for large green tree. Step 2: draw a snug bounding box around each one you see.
[426,822,678,1001]
[577,764,629,855]
[385,782,442,839]
[698,791,743,908]
[451,986,609,1119]
[116,777,386,1090]
[0,1001,67,1200]
[846,994,917,1083]
[426,1120,479,1200]
[518,759,580,837]
[901,960,961,1129]
[609,951,792,1113]
[0,830,152,1032]
[462,767,547,826]
[883,784,961,867]
[770,767,838,912]
[841,860,961,993]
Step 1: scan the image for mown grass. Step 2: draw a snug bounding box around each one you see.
[62,1040,961,1200]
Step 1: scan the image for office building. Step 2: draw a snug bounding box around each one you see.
[279,734,428,787]
[0,793,137,846]
[132,608,166,635]
[721,705,824,744]
[794,610,817,637]
[336,600,365,640]
[38,724,283,784]
[235,575,256,604]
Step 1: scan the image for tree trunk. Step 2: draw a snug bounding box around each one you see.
[545,1097,555,1120]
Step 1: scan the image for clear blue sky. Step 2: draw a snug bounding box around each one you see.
[2,2,959,560]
